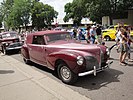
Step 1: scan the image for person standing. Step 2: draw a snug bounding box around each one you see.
[125,26,133,62]
[119,28,128,65]
[86,25,91,43]
[90,25,96,44]
[96,24,102,44]
[73,28,77,39]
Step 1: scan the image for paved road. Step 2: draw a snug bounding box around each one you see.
[10,41,133,100]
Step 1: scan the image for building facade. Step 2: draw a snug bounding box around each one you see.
[102,9,133,26]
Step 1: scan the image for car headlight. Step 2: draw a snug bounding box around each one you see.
[106,48,110,55]
[5,43,9,46]
[77,56,84,65]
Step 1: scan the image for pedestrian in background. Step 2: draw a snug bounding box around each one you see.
[96,24,102,44]
[125,26,133,62]
[119,28,128,66]
[90,25,96,44]
[86,25,91,43]
[73,28,77,39]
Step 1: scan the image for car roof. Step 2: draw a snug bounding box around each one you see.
[29,30,68,36]
[26,30,68,44]
[0,31,17,35]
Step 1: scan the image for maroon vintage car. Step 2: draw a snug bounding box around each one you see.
[21,30,112,84]
[0,31,23,54]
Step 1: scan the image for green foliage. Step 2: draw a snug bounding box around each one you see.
[0,0,14,30]
[31,2,58,30]
[64,0,86,26]
[64,0,133,24]
[7,0,31,30]
[0,0,58,30]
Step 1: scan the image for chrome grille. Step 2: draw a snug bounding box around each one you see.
[8,42,23,48]
[85,56,99,71]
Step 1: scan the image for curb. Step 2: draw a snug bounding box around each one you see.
[0,54,91,100]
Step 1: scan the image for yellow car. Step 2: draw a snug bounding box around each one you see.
[102,24,133,41]
[130,31,133,39]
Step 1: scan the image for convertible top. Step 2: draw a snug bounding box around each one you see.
[26,30,68,44]
[30,30,68,36]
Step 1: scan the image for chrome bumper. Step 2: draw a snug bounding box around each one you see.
[6,42,23,51]
[78,61,113,77]
[6,46,22,50]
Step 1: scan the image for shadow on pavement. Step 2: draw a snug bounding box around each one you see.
[126,63,133,67]
[1,50,21,56]
[72,68,123,90]
[27,61,55,76]
[0,70,15,74]
[109,57,119,61]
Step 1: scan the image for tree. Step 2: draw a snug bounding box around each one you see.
[85,0,111,24]
[64,0,133,24]
[7,0,31,30]
[0,0,14,30]
[64,0,86,26]
[0,0,58,31]
[0,7,3,28]
[31,1,58,30]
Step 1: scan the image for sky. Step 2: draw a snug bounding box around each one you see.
[40,0,73,19]
[0,0,73,19]
[0,0,92,24]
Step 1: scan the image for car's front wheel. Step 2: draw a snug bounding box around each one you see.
[105,36,111,41]
[57,63,78,84]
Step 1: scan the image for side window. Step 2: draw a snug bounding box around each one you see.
[32,35,45,45]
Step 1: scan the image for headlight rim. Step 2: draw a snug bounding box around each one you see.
[77,56,84,65]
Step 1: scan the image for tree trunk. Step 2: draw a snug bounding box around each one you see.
[109,16,113,25]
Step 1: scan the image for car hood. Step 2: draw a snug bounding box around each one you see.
[48,42,98,49]
[102,29,116,32]
[0,37,19,41]
[46,42,103,56]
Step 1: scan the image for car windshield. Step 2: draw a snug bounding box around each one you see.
[1,32,18,39]
[45,32,72,43]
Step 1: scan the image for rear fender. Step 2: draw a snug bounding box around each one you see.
[21,44,30,59]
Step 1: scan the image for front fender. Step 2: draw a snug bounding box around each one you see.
[21,44,30,59]
[47,50,94,73]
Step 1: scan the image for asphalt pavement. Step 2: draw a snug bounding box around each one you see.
[0,41,133,100]
[0,53,90,100]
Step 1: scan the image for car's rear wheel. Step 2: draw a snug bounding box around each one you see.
[23,58,30,64]
[57,63,78,84]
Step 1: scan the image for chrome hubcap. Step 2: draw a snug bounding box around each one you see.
[60,66,71,80]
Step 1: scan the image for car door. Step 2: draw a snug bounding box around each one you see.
[28,35,47,65]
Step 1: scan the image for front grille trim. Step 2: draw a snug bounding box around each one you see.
[85,56,99,71]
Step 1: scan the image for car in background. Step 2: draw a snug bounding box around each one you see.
[130,27,133,39]
[102,24,133,41]
[0,31,23,54]
[21,30,112,84]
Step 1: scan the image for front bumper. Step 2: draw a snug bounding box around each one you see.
[78,61,113,76]
[5,42,23,51]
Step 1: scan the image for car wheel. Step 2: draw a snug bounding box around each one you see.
[23,58,30,64]
[2,47,7,55]
[105,36,110,41]
[57,63,78,84]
